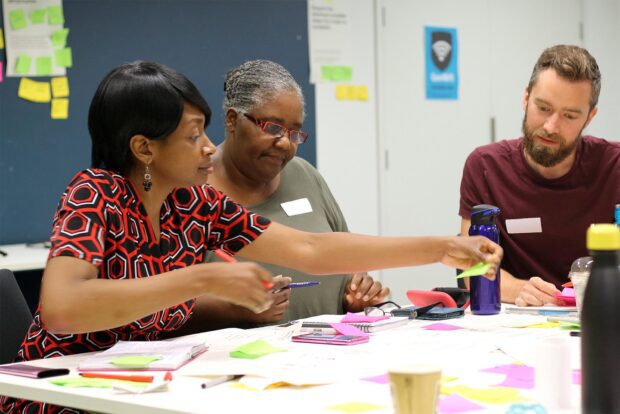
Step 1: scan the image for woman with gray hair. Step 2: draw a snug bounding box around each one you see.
[203,59,389,326]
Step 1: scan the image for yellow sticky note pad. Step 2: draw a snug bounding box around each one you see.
[51,77,70,98]
[18,78,51,103]
[0,28,5,49]
[327,402,385,413]
[441,385,526,404]
[51,98,69,119]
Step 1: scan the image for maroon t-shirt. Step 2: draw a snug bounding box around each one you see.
[460,136,620,287]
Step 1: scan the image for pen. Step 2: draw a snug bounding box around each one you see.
[80,372,154,383]
[570,331,581,337]
[273,281,320,293]
[200,374,238,389]
[0,249,7,257]
[214,249,273,289]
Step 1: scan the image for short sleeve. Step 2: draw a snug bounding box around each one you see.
[202,185,271,255]
[49,171,107,266]
[459,150,485,219]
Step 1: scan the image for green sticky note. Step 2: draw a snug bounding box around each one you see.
[35,56,53,76]
[456,262,491,278]
[15,55,32,74]
[55,47,73,68]
[48,5,65,25]
[10,9,28,30]
[229,339,287,359]
[51,28,69,48]
[331,66,353,81]
[110,355,162,368]
[30,8,47,24]
[321,66,333,81]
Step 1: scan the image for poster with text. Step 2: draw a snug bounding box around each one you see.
[2,0,67,77]
[425,26,458,100]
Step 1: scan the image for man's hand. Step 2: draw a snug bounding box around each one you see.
[514,276,561,307]
[344,273,390,312]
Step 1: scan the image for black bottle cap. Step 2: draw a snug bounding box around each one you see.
[471,204,501,225]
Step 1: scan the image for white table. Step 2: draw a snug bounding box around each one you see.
[0,311,582,413]
[0,243,49,272]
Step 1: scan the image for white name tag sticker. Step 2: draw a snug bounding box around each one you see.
[505,217,542,234]
[281,198,313,216]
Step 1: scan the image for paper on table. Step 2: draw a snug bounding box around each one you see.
[456,262,490,278]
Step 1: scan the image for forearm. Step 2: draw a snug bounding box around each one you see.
[40,261,208,334]
[500,269,527,304]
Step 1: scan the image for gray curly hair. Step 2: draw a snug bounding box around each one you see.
[223,60,305,119]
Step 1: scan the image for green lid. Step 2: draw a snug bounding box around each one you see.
[587,224,620,250]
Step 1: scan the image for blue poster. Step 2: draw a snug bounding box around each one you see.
[425,26,459,100]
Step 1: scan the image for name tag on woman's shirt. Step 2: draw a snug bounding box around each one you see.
[281,198,313,216]
[505,217,542,234]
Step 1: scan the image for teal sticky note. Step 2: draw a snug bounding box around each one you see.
[36,56,53,76]
[54,48,73,68]
[30,8,47,24]
[51,28,69,48]
[15,55,32,74]
[456,262,491,278]
[10,9,28,30]
[48,5,65,25]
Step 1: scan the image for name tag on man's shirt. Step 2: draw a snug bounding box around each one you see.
[505,217,542,234]
[281,198,313,216]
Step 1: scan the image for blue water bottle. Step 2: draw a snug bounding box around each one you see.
[469,204,501,315]
[615,203,620,226]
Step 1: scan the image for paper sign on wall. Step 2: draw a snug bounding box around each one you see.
[425,26,459,100]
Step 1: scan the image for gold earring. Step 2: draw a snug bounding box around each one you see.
[143,163,152,191]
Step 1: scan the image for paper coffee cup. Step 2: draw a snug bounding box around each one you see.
[388,364,441,414]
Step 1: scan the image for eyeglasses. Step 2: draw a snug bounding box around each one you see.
[364,301,402,317]
[242,113,309,145]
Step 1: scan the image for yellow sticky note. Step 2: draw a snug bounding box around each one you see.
[18,78,51,103]
[55,47,73,68]
[441,385,526,404]
[356,86,369,101]
[524,321,560,329]
[10,9,28,30]
[48,5,65,25]
[51,98,69,119]
[0,28,5,49]
[327,402,385,413]
[30,8,47,24]
[51,77,70,98]
[335,85,349,100]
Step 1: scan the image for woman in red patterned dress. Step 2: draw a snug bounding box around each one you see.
[1,61,502,413]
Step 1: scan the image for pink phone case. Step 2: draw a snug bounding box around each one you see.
[292,334,369,345]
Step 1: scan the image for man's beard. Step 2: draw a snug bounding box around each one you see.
[522,114,582,168]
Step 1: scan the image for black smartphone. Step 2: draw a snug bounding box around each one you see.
[416,307,464,320]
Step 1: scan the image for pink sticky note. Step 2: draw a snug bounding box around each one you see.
[362,373,389,384]
[341,313,389,323]
[0,61,3,83]
[482,364,534,389]
[573,369,581,385]
[438,394,484,413]
[423,323,463,331]
[330,322,369,337]
[561,287,575,297]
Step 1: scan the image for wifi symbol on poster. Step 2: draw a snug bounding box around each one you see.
[432,40,452,63]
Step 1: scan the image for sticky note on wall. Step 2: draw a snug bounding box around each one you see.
[51,98,69,119]
[335,85,369,101]
[0,28,5,49]
[10,9,28,30]
[51,77,69,98]
[15,55,32,75]
[18,78,51,103]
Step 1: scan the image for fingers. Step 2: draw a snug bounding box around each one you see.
[271,275,292,291]
[515,277,559,306]
[348,272,364,292]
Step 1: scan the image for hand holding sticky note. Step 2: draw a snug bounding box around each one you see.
[456,262,490,279]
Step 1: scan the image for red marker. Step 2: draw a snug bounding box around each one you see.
[214,249,273,289]
[80,372,154,383]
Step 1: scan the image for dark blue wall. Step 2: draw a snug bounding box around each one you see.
[0,0,315,244]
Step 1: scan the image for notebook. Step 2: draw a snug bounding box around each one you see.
[78,340,207,371]
[300,315,410,334]
[505,304,578,316]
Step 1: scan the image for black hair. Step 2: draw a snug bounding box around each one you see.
[88,61,212,175]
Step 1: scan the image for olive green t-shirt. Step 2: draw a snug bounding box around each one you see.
[206,157,349,323]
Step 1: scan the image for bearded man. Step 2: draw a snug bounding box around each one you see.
[459,45,620,306]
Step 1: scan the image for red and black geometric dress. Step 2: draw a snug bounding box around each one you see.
[0,169,271,413]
